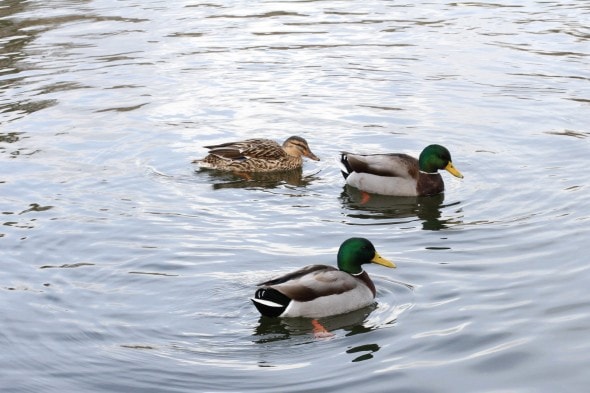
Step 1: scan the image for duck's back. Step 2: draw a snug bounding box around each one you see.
[341,153,419,179]
[258,265,357,301]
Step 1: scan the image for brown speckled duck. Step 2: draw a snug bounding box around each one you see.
[340,144,463,197]
[193,136,319,172]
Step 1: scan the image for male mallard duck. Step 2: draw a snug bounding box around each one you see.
[193,135,319,172]
[340,144,463,197]
[251,238,395,318]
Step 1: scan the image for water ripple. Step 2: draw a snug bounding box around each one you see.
[2,0,590,392]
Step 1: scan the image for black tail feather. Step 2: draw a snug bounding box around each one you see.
[251,287,291,318]
[340,153,352,179]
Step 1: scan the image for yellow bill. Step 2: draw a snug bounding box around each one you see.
[371,251,396,268]
[445,161,464,178]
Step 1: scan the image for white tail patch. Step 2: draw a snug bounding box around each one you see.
[251,298,283,308]
[338,156,350,175]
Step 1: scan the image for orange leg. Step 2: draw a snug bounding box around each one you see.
[234,171,252,181]
[311,319,335,339]
[360,191,371,204]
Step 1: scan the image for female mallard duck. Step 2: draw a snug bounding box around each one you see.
[251,238,395,318]
[193,135,319,172]
[340,144,463,197]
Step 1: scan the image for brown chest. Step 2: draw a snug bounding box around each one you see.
[416,173,444,196]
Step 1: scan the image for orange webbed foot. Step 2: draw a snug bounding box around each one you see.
[360,191,371,204]
[311,319,335,339]
[234,171,252,181]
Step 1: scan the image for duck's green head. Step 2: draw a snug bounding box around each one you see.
[418,144,464,178]
[337,237,395,275]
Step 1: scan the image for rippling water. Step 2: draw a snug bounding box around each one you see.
[2,1,589,392]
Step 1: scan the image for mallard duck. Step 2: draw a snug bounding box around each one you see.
[251,238,395,318]
[340,144,463,197]
[193,135,319,172]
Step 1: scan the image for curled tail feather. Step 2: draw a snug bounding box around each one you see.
[251,287,291,318]
[339,153,352,180]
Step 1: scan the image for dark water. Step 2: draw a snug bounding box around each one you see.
[1,1,589,392]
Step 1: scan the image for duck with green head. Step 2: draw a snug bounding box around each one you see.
[251,238,395,318]
[340,144,463,197]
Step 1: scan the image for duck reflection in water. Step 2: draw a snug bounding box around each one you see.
[196,167,319,190]
[347,343,381,362]
[252,305,375,344]
[341,185,461,231]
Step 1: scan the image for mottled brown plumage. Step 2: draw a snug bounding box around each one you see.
[193,136,319,172]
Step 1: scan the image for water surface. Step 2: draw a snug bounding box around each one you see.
[1,1,589,392]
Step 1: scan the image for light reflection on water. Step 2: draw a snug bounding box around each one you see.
[2,0,590,392]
